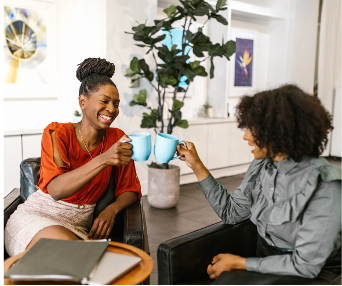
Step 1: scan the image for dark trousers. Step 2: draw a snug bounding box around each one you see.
[211,234,340,285]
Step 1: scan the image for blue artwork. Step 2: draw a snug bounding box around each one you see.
[234,38,253,87]
[162,29,190,87]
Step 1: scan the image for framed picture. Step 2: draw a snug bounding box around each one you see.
[228,29,258,97]
[4,0,57,99]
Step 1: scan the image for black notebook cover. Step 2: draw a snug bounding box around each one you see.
[5,238,109,283]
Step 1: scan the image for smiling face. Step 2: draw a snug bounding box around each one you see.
[243,128,268,160]
[79,84,120,130]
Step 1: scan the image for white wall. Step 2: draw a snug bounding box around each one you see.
[286,0,319,93]
[4,0,107,132]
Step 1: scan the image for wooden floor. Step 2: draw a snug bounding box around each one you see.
[142,156,341,285]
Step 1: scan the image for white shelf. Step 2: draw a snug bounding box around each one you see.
[230,0,287,21]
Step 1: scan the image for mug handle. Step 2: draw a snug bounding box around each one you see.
[171,141,186,160]
[121,140,132,158]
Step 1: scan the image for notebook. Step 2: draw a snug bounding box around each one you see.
[4,238,141,284]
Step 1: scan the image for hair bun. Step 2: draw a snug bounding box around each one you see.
[76,58,115,82]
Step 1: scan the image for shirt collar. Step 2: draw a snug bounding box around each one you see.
[268,157,299,174]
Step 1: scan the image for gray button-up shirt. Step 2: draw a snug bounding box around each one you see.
[198,157,341,278]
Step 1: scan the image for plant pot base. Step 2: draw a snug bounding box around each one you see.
[147,165,180,209]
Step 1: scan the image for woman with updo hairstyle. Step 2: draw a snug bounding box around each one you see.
[5,58,141,257]
[177,84,341,280]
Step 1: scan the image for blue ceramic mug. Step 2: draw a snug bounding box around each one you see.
[154,133,186,163]
[123,133,151,161]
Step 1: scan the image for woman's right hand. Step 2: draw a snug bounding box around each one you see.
[176,141,201,169]
[103,135,133,166]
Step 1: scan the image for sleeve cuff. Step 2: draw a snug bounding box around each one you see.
[198,174,217,195]
[245,257,260,272]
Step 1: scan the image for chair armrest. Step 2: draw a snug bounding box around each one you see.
[157,219,257,285]
[123,199,146,251]
[4,188,22,228]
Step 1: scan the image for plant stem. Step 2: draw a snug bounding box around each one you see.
[161,88,166,133]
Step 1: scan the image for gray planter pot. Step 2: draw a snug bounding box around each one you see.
[147,165,180,209]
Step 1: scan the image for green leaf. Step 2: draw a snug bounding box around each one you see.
[163,5,177,17]
[190,61,201,69]
[125,67,138,77]
[193,45,205,57]
[131,89,147,106]
[193,2,210,16]
[138,59,149,74]
[216,0,227,11]
[152,34,167,44]
[171,44,178,51]
[210,57,215,79]
[211,13,228,25]
[162,21,173,31]
[146,71,154,82]
[141,109,158,128]
[176,120,189,128]
[173,99,184,111]
[223,40,236,60]
[159,74,177,87]
[130,57,140,73]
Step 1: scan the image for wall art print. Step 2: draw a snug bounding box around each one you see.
[228,29,258,97]
[3,0,57,99]
[4,6,48,84]
[234,38,253,87]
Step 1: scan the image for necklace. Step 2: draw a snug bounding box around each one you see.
[78,128,104,160]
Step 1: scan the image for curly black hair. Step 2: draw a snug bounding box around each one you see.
[235,84,333,162]
[76,58,117,96]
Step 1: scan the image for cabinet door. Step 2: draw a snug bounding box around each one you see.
[172,125,208,175]
[228,124,251,166]
[207,123,230,169]
[22,134,43,160]
[4,136,22,197]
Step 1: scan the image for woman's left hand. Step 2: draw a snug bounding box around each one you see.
[207,253,246,279]
[87,206,118,240]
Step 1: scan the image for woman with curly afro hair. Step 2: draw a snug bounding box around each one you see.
[177,84,341,280]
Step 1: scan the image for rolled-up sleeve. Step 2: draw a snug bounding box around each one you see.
[246,180,341,278]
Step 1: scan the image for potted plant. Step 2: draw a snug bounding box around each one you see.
[125,0,236,208]
[203,102,213,118]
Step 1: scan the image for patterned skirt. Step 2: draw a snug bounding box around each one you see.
[5,189,95,257]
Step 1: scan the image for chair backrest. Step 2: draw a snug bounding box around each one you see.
[19,157,117,221]
[20,157,41,201]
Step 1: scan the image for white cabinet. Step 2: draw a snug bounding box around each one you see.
[22,134,43,160]
[172,124,208,175]
[207,123,231,169]
[4,136,22,196]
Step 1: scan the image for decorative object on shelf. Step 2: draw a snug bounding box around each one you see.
[4,0,57,99]
[125,0,236,208]
[228,29,258,97]
[72,110,82,123]
[128,74,140,88]
[203,102,213,118]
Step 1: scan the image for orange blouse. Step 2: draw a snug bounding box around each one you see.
[38,122,141,204]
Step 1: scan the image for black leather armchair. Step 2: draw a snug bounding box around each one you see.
[158,220,341,285]
[4,157,150,261]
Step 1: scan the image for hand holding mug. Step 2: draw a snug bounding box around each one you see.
[176,141,210,181]
[176,140,202,170]
[104,134,133,166]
